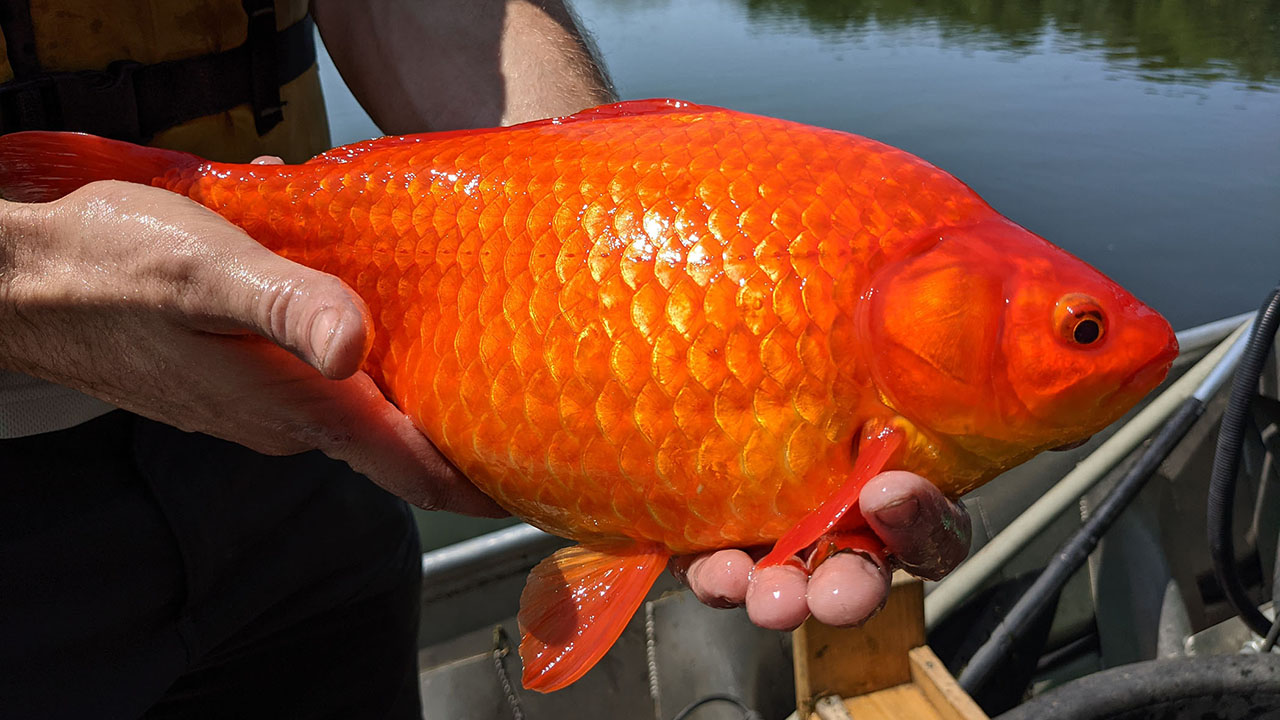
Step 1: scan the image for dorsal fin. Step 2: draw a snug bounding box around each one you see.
[544,98,706,122]
[306,99,709,165]
[305,135,426,164]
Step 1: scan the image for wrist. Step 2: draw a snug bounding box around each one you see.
[0,198,45,279]
[0,199,50,373]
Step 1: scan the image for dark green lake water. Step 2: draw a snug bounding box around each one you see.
[317,0,1280,548]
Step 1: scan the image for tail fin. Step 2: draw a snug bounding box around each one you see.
[518,544,668,692]
[0,131,200,202]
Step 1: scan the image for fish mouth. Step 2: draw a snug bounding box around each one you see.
[1114,336,1179,402]
[1098,324,1179,411]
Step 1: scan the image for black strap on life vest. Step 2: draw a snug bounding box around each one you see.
[0,0,315,142]
[0,0,38,81]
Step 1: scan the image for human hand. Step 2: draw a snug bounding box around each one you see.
[672,472,971,630]
[0,179,503,516]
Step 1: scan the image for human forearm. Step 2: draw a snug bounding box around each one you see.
[312,0,615,132]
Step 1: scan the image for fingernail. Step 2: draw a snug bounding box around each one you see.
[310,307,341,372]
[856,551,889,581]
[841,548,886,574]
[873,496,920,529]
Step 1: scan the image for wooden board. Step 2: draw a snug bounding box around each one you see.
[794,573,989,720]
[840,683,952,719]
[909,646,989,720]
[793,571,926,713]
[807,650,990,720]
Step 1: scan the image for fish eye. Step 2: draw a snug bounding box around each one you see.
[1055,294,1106,347]
[1073,317,1102,344]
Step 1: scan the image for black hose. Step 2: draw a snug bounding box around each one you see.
[1033,622,1099,674]
[995,654,1280,720]
[1207,286,1280,638]
[959,396,1207,696]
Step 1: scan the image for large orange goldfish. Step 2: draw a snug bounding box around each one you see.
[0,100,1177,691]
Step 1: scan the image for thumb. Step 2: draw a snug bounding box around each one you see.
[195,235,374,380]
[861,471,971,580]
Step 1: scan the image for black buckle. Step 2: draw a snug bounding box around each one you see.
[0,61,143,140]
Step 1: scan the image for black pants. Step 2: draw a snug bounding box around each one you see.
[0,411,422,719]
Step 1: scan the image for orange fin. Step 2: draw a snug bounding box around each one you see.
[0,131,200,201]
[758,429,904,568]
[541,98,709,122]
[518,544,669,693]
[305,134,427,164]
[307,99,712,165]
[807,529,888,571]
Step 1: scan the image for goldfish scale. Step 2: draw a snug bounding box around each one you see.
[172,106,1016,554]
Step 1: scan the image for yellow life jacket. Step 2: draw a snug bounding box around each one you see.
[0,0,330,162]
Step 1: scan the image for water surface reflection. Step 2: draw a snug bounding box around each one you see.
[738,0,1278,87]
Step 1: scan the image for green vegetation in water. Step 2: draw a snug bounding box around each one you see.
[738,0,1280,87]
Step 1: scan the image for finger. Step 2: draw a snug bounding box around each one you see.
[250,155,285,165]
[745,563,810,631]
[678,549,752,608]
[306,371,507,517]
[806,551,890,627]
[860,471,972,580]
[124,189,373,380]
[203,242,373,380]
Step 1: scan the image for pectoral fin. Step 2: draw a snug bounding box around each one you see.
[518,544,669,692]
[758,429,904,568]
[807,529,887,570]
